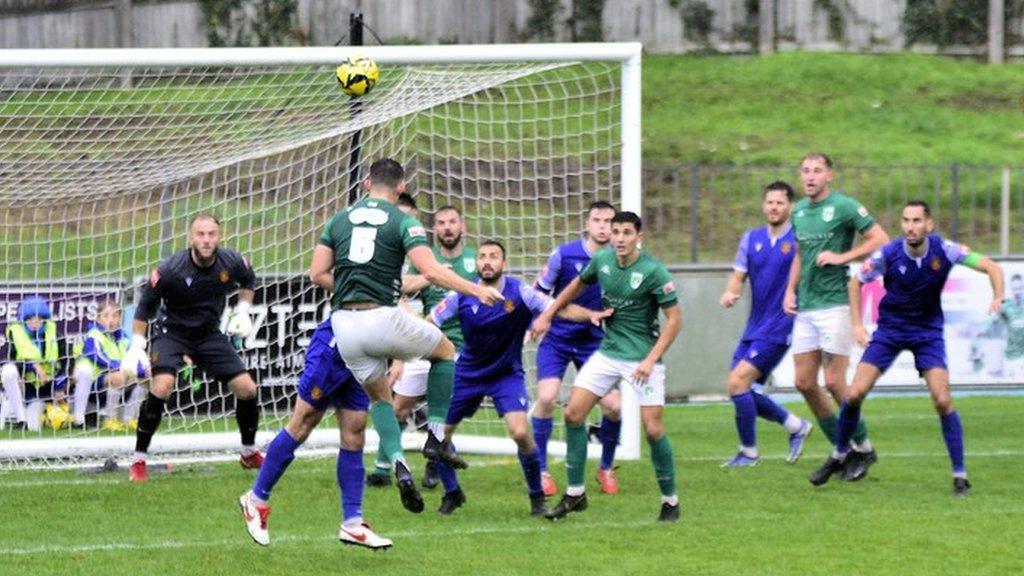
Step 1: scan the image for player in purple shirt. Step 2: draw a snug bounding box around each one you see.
[429,240,610,516]
[719,182,813,468]
[532,200,621,496]
[809,201,1004,495]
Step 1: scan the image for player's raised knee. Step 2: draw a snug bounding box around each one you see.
[932,393,953,415]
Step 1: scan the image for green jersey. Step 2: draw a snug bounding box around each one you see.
[1003,298,1024,359]
[409,246,478,349]
[791,191,875,311]
[579,249,678,362]
[318,197,428,309]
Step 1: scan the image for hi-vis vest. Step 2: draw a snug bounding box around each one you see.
[6,321,58,387]
[73,327,128,375]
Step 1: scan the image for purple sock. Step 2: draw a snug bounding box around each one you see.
[599,417,621,470]
[252,428,299,501]
[751,389,790,425]
[531,416,553,471]
[835,403,861,455]
[337,448,365,523]
[731,391,757,448]
[436,459,460,493]
[518,450,543,496]
[940,411,966,475]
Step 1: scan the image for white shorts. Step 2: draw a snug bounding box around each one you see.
[792,305,852,356]
[331,307,444,385]
[573,351,665,407]
[393,358,431,398]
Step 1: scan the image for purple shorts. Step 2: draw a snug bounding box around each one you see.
[730,339,790,380]
[536,336,600,381]
[446,371,529,424]
[860,328,946,373]
[297,332,369,412]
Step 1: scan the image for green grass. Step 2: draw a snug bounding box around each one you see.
[1,395,1022,576]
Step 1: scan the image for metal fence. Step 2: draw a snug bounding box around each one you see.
[642,163,1024,265]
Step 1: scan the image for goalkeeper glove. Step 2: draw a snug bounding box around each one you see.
[121,335,150,379]
[227,300,255,340]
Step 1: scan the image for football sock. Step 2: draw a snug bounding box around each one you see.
[436,460,460,493]
[783,413,804,434]
[531,416,554,471]
[648,435,677,497]
[72,367,93,425]
[134,392,165,454]
[565,422,588,488]
[104,387,123,420]
[426,359,455,425]
[940,410,966,476]
[235,397,260,447]
[598,416,621,470]
[338,448,365,524]
[817,413,838,444]
[518,450,543,496]
[370,401,405,464]
[833,403,861,458]
[752,388,791,425]
[252,428,299,501]
[851,418,870,446]
[731,391,758,453]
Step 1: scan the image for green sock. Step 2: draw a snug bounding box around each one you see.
[648,435,676,497]
[852,418,869,445]
[818,414,838,444]
[370,401,405,463]
[566,423,588,487]
[426,359,455,424]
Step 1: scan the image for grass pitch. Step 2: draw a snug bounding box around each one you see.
[0,395,1022,576]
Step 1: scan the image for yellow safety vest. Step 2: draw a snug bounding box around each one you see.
[73,327,128,375]
[6,321,58,387]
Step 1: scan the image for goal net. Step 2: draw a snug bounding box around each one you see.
[0,44,641,469]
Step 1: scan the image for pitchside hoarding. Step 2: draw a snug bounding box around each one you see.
[0,282,125,355]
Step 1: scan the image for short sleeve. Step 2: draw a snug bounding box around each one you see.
[857,249,886,283]
[941,238,969,265]
[733,231,751,273]
[519,284,554,316]
[579,256,599,284]
[318,213,337,247]
[400,214,429,252]
[847,198,876,233]
[429,291,460,325]
[650,266,678,308]
[536,249,562,292]
[235,254,256,290]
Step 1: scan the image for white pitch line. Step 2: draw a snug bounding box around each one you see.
[0,519,652,556]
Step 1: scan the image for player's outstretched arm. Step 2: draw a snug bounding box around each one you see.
[633,304,682,384]
[819,223,889,267]
[407,245,502,305]
[783,251,801,315]
[720,270,746,308]
[530,276,588,340]
[402,272,431,295]
[968,254,1005,315]
[308,245,335,292]
[556,303,613,325]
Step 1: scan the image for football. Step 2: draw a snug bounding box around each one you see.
[335,56,379,97]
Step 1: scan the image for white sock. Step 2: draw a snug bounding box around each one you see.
[953,471,968,480]
[105,387,123,420]
[661,494,679,506]
[1,364,25,422]
[428,421,446,441]
[852,438,874,453]
[566,485,586,497]
[249,491,268,505]
[26,400,43,432]
[343,517,364,529]
[133,451,147,463]
[831,449,847,461]
[783,414,804,434]
[241,444,257,457]
[72,365,93,425]
[740,446,758,458]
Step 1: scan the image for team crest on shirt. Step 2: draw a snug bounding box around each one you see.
[504,300,515,314]
[600,265,611,275]
[462,258,475,273]
[219,270,230,283]
[822,206,835,222]
[310,387,323,400]
[931,257,941,271]
[629,272,644,290]
[781,242,792,254]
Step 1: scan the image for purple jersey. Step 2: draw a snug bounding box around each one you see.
[432,276,551,381]
[536,239,604,344]
[858,234,968,333]
[733,225,795,345]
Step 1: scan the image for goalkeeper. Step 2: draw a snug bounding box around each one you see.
[125,214,261,482]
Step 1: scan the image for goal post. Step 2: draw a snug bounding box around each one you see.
[0,42,643,468]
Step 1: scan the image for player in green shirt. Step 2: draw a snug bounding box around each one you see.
[367,203,478,489]
[308,158,503,514]
[532,211,683,522]
[783,153,889,479]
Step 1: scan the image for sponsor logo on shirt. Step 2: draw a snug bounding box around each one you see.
[629,272,644,290]
[857,206,869,218]
[408,226,426,238]
[662,282,675,295]
[822,206,835,222]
